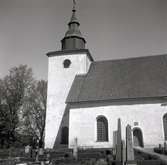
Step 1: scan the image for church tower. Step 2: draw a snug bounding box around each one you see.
[61,3,86,50]
[45,2,93,148]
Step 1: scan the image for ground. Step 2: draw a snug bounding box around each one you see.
[0,146,167,165]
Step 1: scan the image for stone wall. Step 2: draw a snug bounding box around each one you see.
[69,103,167,148]
[45,53,91,148]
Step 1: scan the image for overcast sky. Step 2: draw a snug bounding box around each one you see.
[0,0,167,80]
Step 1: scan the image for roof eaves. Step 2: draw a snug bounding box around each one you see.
[66,95,167,105]
[46,49,94,62]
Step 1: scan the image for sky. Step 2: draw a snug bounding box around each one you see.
[0,0,167,80]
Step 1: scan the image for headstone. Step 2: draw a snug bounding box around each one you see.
[106,151,114,163]
[122,140,126,163]
[113,131,118,156]
[113,131,117,148]
[25,145,31,158]
[25,145,31,154]
[164,142,167,150]
[116,118,122,161]
[35,148,39,162]
[39,148,44,155]
[126,125,137,165]
[95,158,108,165]
[40,161,45,165]
[73,137,78,160]
[126,125,134,161]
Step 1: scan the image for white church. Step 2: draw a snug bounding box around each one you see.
[45,4,167,149]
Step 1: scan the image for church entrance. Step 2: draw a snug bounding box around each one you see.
[133,128,144,147]
[61,127,68,144]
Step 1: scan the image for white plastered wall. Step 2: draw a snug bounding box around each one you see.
[45,53,91,148]
[69,103,167,149]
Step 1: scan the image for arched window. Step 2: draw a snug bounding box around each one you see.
[133,127,144,147]
[163,113,167,140]
[63,59,71,68]
[97,116,108,142]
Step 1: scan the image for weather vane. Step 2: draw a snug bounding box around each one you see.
[73,0,76,11]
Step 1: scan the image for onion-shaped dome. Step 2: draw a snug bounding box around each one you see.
[61,8,86,50]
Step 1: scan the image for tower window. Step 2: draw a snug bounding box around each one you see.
[63,59,71,68]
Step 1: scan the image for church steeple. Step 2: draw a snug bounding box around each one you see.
[61,0,86,50]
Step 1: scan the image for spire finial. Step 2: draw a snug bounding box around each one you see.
[61,0,86,50]
[73,0,76,11]
[70,0,78,24]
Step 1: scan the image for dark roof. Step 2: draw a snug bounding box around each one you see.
[61,7,86,50]
[65,9,82,38]
[66,54,167,103]
[46,49,94,62]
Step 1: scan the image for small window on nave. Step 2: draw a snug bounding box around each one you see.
[96,116,108,142]
[133,127,144,147]
[163,113,167,140]
[63,59,71,68]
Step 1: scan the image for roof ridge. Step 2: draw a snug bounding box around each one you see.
[92,53,167,64]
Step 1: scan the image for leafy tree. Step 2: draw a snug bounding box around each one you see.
[0,65,47,148]
[23,80,47,148]
[0,79,8,147]
[0,82,8,148]
[1,65,34,146]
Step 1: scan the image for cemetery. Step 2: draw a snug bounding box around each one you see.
[0,119,167,165]
[1,1,167,165]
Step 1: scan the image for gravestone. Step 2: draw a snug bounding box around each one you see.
[39,148,44,156]
[73,137,78,160]
[25,145,31,158]
[38,148,45,162]
[35,148,39,162]
[126,124,136,165]
[126,125,134,161]
[113,131,117,148]
[25,145,31,154]
[116,118,122,161]
[113,131,118,156]
[164,142,167,150]
[122,140,126,163]
[95,158,108,165]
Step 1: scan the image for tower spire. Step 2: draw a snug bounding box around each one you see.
[69,0,79,25]
[73,0,76,11]
[61,0,86,50]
